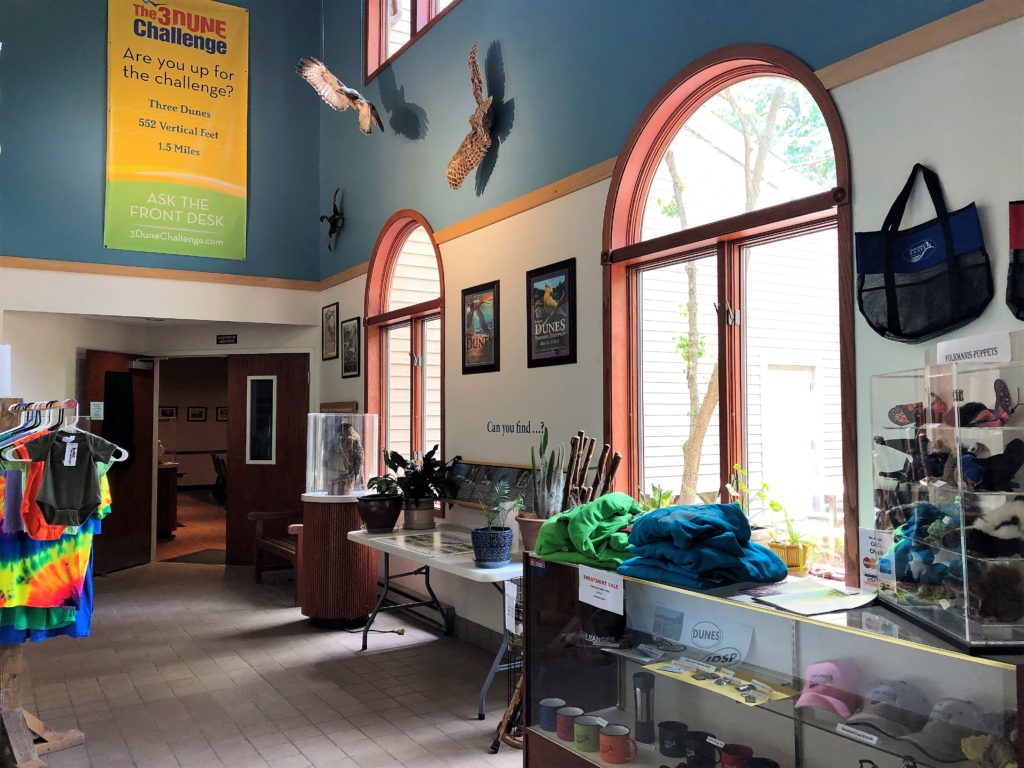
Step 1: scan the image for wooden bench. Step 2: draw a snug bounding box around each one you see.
[247,509,302,602]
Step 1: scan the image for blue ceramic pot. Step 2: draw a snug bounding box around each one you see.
[471,527,513,567]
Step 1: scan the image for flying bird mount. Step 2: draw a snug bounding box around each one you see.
[296,57,384,135]
[446,42,493,190]
[320,188,345,252]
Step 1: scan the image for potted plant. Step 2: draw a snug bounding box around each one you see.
[383,445,462,530]
[519,427,566,551]
[725,464,814,576]
[357,473,403,533]
[473,479,523,567]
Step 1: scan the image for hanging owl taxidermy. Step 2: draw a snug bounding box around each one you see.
[320,188,344,252]
[296,57,384,135]
[446,43,493,190]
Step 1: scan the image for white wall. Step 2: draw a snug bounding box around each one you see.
[833,18,1024,526]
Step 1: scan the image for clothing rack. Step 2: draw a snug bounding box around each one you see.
[0,399,86,767]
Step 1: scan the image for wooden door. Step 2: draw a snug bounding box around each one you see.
[84,350,155,574]
[226,353,309,565]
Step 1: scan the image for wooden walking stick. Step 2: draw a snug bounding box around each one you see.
[600,452,623,497]
[590,444,611,499]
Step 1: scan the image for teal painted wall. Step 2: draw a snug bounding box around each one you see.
[0,0,321,280]
[318,0,981,278]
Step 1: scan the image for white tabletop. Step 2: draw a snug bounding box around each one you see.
[348,526,523,583]
[301,492,366,504]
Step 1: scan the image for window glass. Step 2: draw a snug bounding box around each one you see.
[422,317,442,454]
[386,324,412,458]
[743,228,842,567]
[638,255,720,503]
[387,226,441,312]
[385,0,412,58]
[246,376,276,464]
[640,76,836,240]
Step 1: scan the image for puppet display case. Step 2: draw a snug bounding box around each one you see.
[870,362,1024,650]
[305,413,378,496]
[525,558,1023,768]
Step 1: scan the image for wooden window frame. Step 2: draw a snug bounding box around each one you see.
[364,0,463,84]
[602,44,858,584]
[365,210,446,477]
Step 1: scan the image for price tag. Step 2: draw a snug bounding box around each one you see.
[749,679,772,694]
[706,736,725,748]
[691,659,717,673]
[835,723,879,745]
[657,665,686,674]
[593,717,609,727]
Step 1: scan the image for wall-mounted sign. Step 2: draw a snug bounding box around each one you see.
[216,334,237,345]
[936,330,1010,365]
[104,0,249,260]
[89,402,105,420]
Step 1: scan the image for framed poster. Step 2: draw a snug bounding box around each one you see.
[187,407,208,422]
[216,406,228,422]
[461,281,499,374]
[527,258,577,367]
[159,406,178,421]
[322,302,339,360]
[341,317,361,378]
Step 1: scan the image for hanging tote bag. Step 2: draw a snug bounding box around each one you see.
[1006,201,1024,319]
[856,163,992,343]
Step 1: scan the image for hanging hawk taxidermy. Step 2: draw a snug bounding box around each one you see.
[446,43,493,190]
[320,188,344,252]
[296,57,384,135]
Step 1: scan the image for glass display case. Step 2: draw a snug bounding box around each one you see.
[526,558,1022,768]
[305,413,378,495]
[870,362,1024,649]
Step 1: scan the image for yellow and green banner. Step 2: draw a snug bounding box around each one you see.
[105,0,248,260]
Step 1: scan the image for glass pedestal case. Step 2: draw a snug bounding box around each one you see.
[525,558,1023,768]
[871,362,1024,649]
[305,413,378,496]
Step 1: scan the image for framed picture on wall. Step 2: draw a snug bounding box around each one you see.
[526,258,577,368]
[461,281,499,374]
[159,406,178,421]
[187,406,207,422]
[216,406,228,422]
[322,302,339,360]
[341,317,361,379]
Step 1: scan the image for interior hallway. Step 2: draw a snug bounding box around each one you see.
[21,563,521,768]
[156,490,227,563]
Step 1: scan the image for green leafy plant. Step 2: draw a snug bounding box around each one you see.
[530,426,566,519]
[725,464,811,547]
[638,483,674,512]
[484,479,524,530]
[383,445,462,505]
[366,474,400,497]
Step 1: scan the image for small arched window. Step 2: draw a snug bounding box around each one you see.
[365,211,444,463]
[603,46,856,581]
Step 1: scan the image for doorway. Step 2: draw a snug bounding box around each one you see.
[155,356,229,564]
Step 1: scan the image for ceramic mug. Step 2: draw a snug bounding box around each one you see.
[720,743,753,768]
[744,759,780,768]
[538,697,566,732]
[574,715,602,753]
[599,724,637,764]
[556,706,584,742]
[684,730,721,768]
[658,720,688,757]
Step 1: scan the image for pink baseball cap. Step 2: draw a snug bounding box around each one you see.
[795,660,860,719]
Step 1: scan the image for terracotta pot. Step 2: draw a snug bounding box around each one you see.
[769,541,814,576]
[403,500,436,530]
[356,494,402,533]
[517,515,544,552]
[472,527,513,567]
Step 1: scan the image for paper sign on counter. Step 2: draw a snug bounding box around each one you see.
[578,565,624,615]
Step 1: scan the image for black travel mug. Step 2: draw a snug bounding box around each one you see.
[633,671,655,744]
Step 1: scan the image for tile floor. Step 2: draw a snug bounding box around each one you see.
[21,563,524,768]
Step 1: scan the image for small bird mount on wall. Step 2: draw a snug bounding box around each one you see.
[296,57,384,135]
[320,188,344,252]
[446,43,493,190]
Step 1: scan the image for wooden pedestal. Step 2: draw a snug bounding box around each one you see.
[300,500,377,627]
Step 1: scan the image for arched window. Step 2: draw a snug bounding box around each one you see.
[365,211,444,464]
[603,46,856,580]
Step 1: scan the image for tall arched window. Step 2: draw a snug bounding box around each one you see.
[603,46,856,580]
[365,211,444,464]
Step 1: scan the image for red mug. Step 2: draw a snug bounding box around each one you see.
[556,706,584,742]
[599,724,638,763]
[720,743,753,768]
